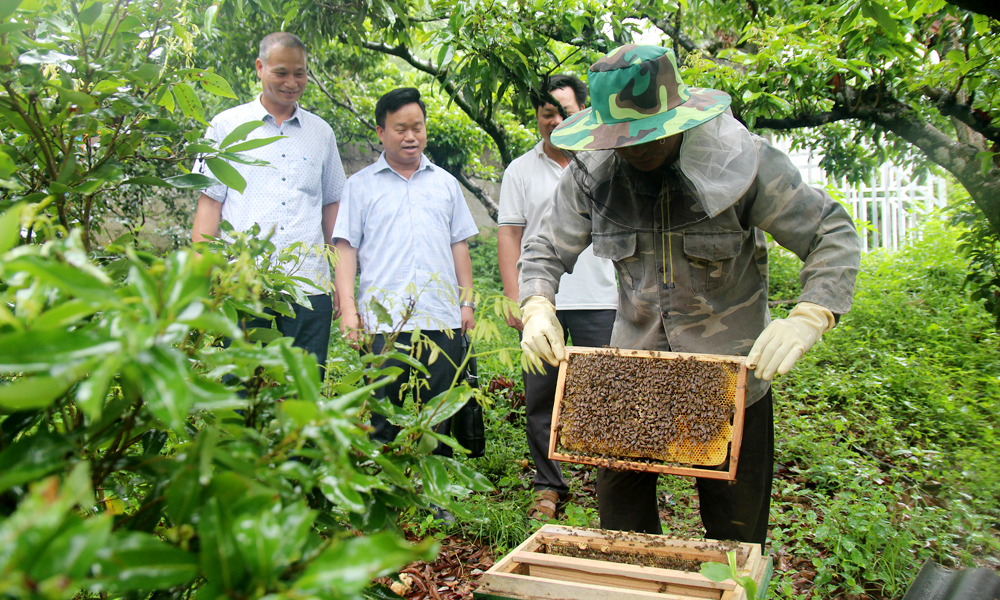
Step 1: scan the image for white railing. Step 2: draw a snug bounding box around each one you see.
[772,138,947,252]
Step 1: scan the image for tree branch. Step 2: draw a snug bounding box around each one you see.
[453,168,498,222]
[759,89,1000,235]
[754,107,855,129]
[923,86,1000,145]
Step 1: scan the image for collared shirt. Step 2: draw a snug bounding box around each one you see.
[333,153,479,333]
[518,133,861,406]
[197,96,346,294]
[500,141,618,310]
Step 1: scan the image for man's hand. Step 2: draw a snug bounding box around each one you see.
[520,296,564,366]
[461,306,476,335]
[332,290,341,320]
[340,310,363,350]
[746,302,835,381]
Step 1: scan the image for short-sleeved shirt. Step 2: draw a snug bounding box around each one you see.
[196,96,346,294]
[499,141,618,310]
[333,153,479,333]
[519,118,861,406]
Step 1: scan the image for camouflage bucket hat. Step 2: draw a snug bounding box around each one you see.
[551,44,731,151]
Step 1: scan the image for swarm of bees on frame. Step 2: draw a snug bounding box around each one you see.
[558,352,739,465]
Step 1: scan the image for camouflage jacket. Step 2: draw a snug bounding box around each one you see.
[518,134,861,405]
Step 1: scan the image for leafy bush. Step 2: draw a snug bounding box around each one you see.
[0,204,499,598]
[768,219,1000,596]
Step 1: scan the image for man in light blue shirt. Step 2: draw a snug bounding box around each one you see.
[192,32,346,378]
[333,87,478,461]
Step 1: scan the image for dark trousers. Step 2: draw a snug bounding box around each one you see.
[237,294,333,381]
[596,390,774,544]
[524,309,616,498]
[368,330,464,458]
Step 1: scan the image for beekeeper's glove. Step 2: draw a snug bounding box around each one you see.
[746,302,836,381]
[520,296,565,366]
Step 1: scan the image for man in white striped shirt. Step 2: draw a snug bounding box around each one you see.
[333,88,478,462]
[192,32,346,379]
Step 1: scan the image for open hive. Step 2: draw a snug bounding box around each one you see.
[475,524,771,600]
[549,347,747,480]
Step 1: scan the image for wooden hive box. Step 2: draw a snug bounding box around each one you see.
[550,347,748,480]
[475,525,772,600]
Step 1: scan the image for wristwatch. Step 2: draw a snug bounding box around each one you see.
[460,300,477,310]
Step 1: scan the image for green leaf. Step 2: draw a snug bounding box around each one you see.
[166,464,201,525]
[193,71,237,99]
[223,135,286,153]
[75,355,119,420]
[0,329,120,373]
[125,173,220,190]
[132,347,196,432]
[95,532,199,591]
[420,386,471,428]
[280,342,320,402]
[0,0,24,20]
[282,399,320,426]
[865,1,898,36]
[77,1,103,25]
[172,82,207,125]
[139,117,181,132]
[0,431,73,493]
[5,255,116,304]
[293,533,434,595]
[416,455,455,502]
[0,201,25,253]
[219,120,265,149]
[206,158,247,193]
[0,375,75,412]
[440,456,493,492]
[699,561,734,582]
[198,495,247,591]
[0,148,15,179]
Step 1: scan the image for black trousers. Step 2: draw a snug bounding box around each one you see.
[368,330,464,458]
[237,294,333,381]
[596,390,774,544]
[524,309,616,498]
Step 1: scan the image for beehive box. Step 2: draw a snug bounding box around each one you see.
[550,347,747,480]
[475,525,772,600]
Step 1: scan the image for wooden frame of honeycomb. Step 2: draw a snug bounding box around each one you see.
[476,524,771,600]
[548,346,748,480]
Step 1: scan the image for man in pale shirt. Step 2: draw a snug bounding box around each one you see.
[497,74,618,521]
[191,32,346,380]
[333,87,478,467]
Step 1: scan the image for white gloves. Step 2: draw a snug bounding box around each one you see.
[520,296,565,366]
[746,302,836,381]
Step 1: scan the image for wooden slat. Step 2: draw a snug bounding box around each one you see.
[533,526,758,566]
[538,536,736,565]
[478,571,694,600]
[563,347,746,364]
[525,564,721,599]
[489,531,546,574]
[549,347,747,480]
[514,552,730,593]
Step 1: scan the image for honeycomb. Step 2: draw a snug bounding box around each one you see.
[556,351,741,466]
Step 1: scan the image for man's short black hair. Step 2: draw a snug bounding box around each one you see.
[531,74,588,110]
[375,88,427,128]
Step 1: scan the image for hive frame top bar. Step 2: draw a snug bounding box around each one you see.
[562,346,748,366]
[550,346,748,481]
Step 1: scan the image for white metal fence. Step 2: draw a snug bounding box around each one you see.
[773,138,948,252]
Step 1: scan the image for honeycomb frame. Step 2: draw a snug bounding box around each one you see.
[548,346,748,480]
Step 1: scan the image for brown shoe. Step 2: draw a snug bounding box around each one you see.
[528,489,560,521]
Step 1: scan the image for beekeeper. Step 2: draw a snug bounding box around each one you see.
[516,44,861,544]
